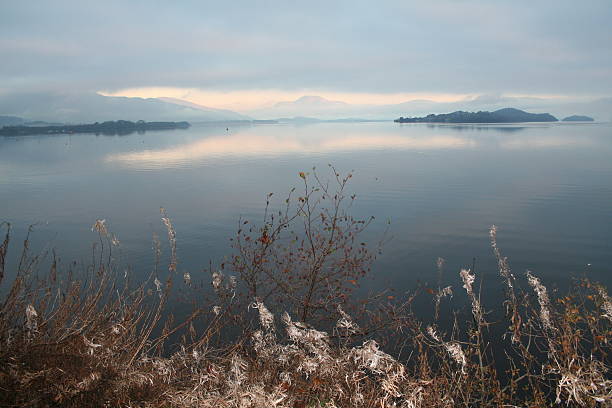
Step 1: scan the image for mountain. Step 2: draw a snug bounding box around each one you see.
[6,91,606,124]
[242,94,612,122]
[0,115,26,126]
[562,115,594,122]
[385,96,612,122]
[157,97,250,120]
[395,108,558,123]
[245,95,352,119]
[0,92,248,123]
[272,95,348,109]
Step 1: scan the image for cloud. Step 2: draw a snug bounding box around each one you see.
[1,1,611,98]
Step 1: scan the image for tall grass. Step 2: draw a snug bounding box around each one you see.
[0,170,610,407]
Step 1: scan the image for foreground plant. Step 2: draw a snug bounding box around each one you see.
[227,166,380,327]
[0,171,610,407]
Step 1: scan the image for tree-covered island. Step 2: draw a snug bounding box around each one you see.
[0,120,190,136]
[562,115,594,122]
[395,108,558,123]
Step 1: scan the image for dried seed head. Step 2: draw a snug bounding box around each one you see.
[228,275,237,290]
[250,299,275,331]
[211,270,223,291]
[91,219,108,236]
[352,340,398,374]
[82,335,102,355]
[229,354,247,387]
[160,208,177,272]
[336,305,360,334]
[526,271,553,331]
[25,304,38,333]
[460,269,474,295]
[460,269,481,322]
[154,277,162,297]
[597,286,612,323]
[427,326,441,342]
[427,326,467,374]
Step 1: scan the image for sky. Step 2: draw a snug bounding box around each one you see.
[1,0,611,111]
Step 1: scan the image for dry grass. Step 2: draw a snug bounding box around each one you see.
[0,171,610,407]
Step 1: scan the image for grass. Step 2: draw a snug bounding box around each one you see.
[0,169,610,407]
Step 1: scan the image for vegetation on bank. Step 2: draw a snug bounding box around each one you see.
[0,168,610,407]
[0,120,190,136]
[395,108,558,123]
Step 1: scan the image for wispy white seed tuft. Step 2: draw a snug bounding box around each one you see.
[25,304,38,333]
[211,270,223,290]
[82,335,102,355]
[460,268,481,322]
[154,277,162,297]
[597,286,612,322]
[427,326,467,374]
[250,299,275,331]
[336,305,360,334]
[91,219,108,236]
[526,271,553,331]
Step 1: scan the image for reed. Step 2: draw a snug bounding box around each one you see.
[0,170,609,407]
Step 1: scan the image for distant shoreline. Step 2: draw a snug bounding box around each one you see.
[0,120,190,136]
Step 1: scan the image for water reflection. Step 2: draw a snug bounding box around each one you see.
[103,122,594,169]
[499,137,589,149]
[105,132,474,168]
[1,121,611,295]
[425,124,527,133]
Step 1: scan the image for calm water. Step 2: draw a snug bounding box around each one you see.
[1,121,611,303]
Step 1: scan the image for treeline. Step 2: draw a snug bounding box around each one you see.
[0,120,190,136]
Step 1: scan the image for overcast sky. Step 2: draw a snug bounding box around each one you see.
[1,1,611,109]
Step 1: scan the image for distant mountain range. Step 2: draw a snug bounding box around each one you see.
[244,95,351,119]
[1,92,610,124]
[272,95,349,110]
[395,108,558,123]
[243,95,610,122]
[0,115,26,126]
[0,115,64,127]
[156,97,250,120]
[0,91,250,124]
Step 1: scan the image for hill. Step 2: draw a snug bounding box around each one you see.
[0,115,26,126]
[395,108,558,123]
[246,95,352,119]
[0,92,249,124]
[272,95,349,109]
[156,97,251,121]
[562,115,594,122]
